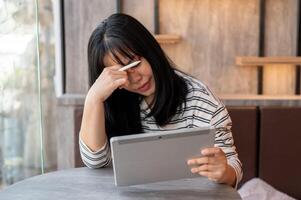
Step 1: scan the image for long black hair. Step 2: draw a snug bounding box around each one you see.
[87,13,188,139]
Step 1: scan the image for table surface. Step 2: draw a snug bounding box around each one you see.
[0,167,241,200]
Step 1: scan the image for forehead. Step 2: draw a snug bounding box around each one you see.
[103,52,129,67]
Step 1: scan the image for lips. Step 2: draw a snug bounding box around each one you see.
[137,80,151,92]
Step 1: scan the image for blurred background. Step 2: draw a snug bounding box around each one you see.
[0,0,56,189]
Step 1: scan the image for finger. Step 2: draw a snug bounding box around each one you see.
[100,69,127,82]
[198,164,214,172]
[198,171,209,177]
[187,157,212,166]
[201,156,224,165]
[110,73,128,81]
[201,147,224,157]
[190,167,198,173]
[208,171,224,181]
[103,67,128,77]
[118,79,130,89]
[108,70,128,77]
[204,163,225,172]
[187,159,197,166]
[198,171,219,180]
[208,177,219,182]
[112,76,128,90]
[190,164,213,174]
[123,79,130,88]
[113,78,127,88]
[106,64,123,71]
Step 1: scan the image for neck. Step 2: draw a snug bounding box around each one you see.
[144,94,154,107]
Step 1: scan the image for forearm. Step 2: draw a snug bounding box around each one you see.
[80,91,107,151]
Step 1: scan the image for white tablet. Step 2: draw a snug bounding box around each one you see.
[110,127,215,186]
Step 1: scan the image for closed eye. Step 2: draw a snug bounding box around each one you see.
[133,62,141,68]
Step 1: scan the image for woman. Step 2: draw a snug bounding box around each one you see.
[79,13,242,188]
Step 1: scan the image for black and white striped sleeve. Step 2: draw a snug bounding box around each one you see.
[210,102,243,188]
[79,136,111,168]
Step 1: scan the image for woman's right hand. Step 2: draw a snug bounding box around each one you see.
[88,65,129,102]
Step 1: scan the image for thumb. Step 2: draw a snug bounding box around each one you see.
[114,78,127,89]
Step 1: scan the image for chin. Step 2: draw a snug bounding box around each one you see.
[143,89,155,97]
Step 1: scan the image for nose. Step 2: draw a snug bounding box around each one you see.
[128,69,142,83]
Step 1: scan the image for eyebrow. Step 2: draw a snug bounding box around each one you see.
[125,60,132,66]
[111,53,139,66]
[124,57,140,66]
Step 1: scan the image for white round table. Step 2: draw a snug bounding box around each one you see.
[0,167,241,200]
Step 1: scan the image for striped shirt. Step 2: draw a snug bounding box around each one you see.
[79,71,243,187]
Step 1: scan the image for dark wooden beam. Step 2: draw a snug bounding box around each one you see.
[116,0,122,13]
[257,0,266,95]
[61,0,66,94]
[296,0,301,94]
[154,0,159,34]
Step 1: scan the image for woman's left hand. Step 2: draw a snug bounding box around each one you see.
[187,147,235,185]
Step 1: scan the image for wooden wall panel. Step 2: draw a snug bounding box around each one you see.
[64,0,116,94]
[159,0,259,95]
[263,65,295,94]
[263,0,299,95]
[122,0,154,33]
[63,0,299,96]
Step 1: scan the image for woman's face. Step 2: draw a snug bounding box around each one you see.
[103,53,156,104]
